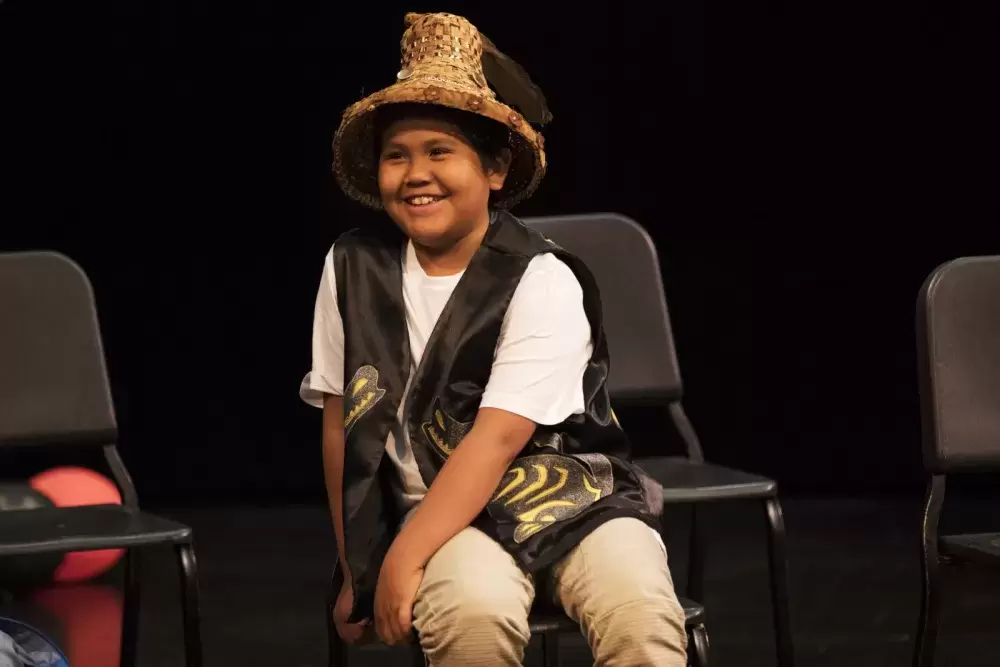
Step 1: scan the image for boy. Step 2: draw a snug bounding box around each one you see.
[301,12,687,666]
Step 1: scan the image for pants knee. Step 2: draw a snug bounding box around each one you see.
[415,582,531,665]
[589,598,688,666]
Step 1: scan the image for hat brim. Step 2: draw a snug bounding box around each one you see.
[333,76,547,210]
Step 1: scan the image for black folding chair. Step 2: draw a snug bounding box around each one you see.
[524,212,795,667]
[0,251,203,667]
[326,565,710,666]
[914,255,1000,667]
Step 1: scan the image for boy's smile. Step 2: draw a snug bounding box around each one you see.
[401,192,449,216]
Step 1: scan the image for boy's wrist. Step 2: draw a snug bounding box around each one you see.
[339,558,353,584]
[385,531,426,572]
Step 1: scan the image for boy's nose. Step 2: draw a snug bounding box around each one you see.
[404,172,432,188]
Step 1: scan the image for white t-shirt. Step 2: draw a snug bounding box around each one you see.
[300,239,594,513]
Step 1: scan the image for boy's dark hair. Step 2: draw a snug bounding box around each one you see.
[372,102,511,176]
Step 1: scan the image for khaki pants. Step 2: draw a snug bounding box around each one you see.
[411,517,688,667]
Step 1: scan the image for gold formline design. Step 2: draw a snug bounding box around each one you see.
[344,365,387,434]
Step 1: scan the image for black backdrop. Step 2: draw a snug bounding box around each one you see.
[2,1,998,506]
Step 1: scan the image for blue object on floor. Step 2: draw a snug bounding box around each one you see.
[0,617,69,667]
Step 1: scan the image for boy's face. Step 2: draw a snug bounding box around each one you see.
[378,116,508,250]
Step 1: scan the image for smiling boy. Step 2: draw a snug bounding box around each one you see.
[300,12,688,667]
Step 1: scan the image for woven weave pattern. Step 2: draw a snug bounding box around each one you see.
[398,14,494,99]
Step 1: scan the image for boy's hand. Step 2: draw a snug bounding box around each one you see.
[374,548,425,646]
[334,576,369,644]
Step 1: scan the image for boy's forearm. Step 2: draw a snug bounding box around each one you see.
[322,394,351,580]
[390,408,534,569]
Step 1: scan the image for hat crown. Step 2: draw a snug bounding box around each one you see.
[397,13,491,94]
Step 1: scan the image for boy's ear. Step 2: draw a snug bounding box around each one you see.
[488,148,513,192]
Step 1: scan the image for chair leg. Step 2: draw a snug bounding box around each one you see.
[328,627,349,667]
[690,623,710,667]
[914,474,945,667]
[327,568,350,667]
[327,599,342,667]
[176,542,203,667]
[119,548,141,667]
[764,497,795,667]
[410,642,427,667]
[686,505,706,603]
[541,631,560,667]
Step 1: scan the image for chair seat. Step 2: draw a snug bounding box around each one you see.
[941,532,1000,566]
[634,456,777,502]
[0,504,191,556]
[528,596,705,633]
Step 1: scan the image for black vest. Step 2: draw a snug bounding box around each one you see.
[334,211,663,622]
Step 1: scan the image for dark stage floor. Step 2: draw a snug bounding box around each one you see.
[5,496,999,666]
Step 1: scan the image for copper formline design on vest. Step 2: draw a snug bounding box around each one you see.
[488,448,616,544]
[344,365,387,435]
[421,398,474,457]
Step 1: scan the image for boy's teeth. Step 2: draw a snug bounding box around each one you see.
[410,196,439,205]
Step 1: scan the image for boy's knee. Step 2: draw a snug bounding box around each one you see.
[591,598,689,667]
[555,518,688,665]
[414,574,532,665]
[439,586,530,635]
[586,541,688,659]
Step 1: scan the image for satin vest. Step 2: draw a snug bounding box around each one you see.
[334,211,663,622]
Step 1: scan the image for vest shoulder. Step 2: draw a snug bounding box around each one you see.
[334,225,403,250]
[331,227,406,269]
[488,211,557,257]
[492,212,592,273]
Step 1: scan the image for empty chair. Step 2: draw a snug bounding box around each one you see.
[0,250,203,667]
[914,255,1000,667]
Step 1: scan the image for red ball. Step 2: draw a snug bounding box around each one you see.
[29,467,125,583]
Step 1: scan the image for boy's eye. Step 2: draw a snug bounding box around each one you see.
[382,151,404,161]
[429,147,451,157]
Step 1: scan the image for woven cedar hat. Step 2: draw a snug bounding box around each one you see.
[332,12,551,210]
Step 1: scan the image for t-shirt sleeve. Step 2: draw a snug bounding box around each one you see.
[479,253,594,426]
[299,244,345,407]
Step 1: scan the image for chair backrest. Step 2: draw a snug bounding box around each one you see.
[0,251,118,449]
[917,255,1000,473]
[523,213,684,403]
